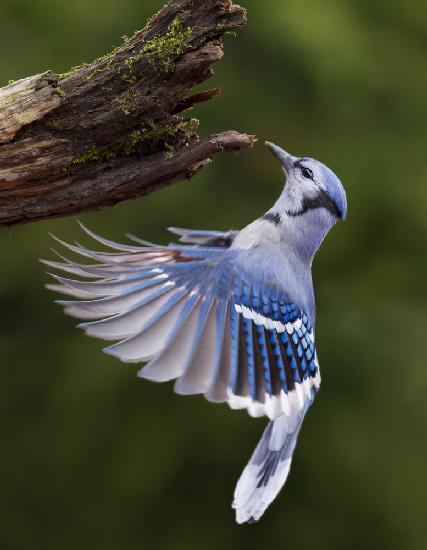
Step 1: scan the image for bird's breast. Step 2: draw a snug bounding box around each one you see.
[231,219,281,249]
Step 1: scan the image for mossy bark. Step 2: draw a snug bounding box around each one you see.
[0,0,254,227]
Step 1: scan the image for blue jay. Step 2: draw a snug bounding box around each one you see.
[44,142,347,524]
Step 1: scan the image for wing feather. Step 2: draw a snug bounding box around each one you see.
[44,227,320,420]
[103,287,188,359]
[173,300,217,395]
[46,284,96,300]
[205,300,229,402]
[56,282,170,321]
[167,226,238,247]
[79,284,177,340]
[50,273,166,297]
[138,296,202,382]
[174,297,214,395]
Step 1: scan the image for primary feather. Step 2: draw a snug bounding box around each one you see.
[43,142,346,524]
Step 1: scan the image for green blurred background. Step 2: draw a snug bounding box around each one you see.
[0,1,426,549]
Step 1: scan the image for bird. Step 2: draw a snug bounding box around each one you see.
[43,141,347,524]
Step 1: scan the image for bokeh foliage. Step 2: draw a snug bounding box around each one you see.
[0,1,426,549]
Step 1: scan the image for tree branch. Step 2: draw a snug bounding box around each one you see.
[0,0,255,226]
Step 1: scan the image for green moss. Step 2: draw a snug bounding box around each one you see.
[52,166,69,177]
[71,118,199,167]
[124,58,134,71]
[71,145,109,165]
[121,28,144,45]
[7,79,15,85]
[72,144,118,165]
[60,29,130,80]
[84,34,142,83]
[113,89,143,116]
[141,17,193,73]
[53,86,66,98]
[121,130,146,155]
[59,62,89,79]
[119,118,199,155]
[58,16,192,86]
[119,56,140,84]
[87,59,115,81]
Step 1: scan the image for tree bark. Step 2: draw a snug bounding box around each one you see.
[0,0,255,227]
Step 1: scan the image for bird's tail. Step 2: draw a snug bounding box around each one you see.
[232,410,306,524]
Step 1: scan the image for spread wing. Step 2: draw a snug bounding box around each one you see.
[44,225,320,420]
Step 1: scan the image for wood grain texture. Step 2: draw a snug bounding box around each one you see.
[0,0,255,226]
[0,72,61,144]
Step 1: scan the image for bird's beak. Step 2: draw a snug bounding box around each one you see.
[265,142,295,176]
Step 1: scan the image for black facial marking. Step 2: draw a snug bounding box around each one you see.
[293,158,307,166]
[293,158,314,180]
[293,158,310,170]
[288,189,342,219]
[262,212,282,226]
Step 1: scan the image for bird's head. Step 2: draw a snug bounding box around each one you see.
[266,141,347,222]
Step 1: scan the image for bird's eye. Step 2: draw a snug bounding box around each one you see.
[301,166,314,180]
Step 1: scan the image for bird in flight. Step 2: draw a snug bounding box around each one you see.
[44,142,347,524]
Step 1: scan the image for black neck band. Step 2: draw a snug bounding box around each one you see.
[287,189,342,219]
[262,212,282,226]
